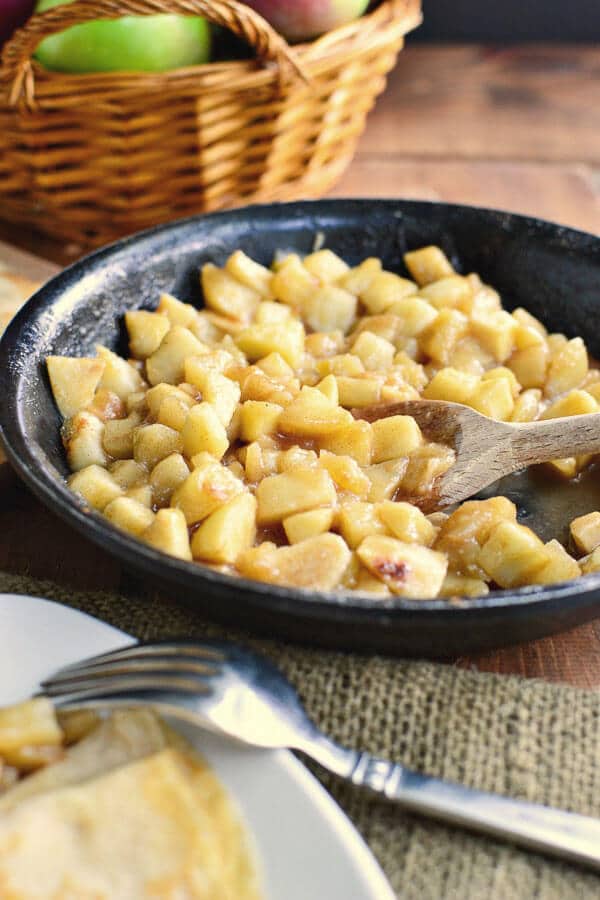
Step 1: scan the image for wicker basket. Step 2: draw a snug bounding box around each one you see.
[0,0,421,248]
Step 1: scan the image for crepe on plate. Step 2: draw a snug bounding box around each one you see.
[0,707,262,899]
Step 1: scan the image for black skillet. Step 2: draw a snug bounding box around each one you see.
[1,199,600,656]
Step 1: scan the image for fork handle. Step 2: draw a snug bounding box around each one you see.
[347,753,600,871]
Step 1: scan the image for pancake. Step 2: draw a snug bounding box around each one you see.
[0,710,262,900]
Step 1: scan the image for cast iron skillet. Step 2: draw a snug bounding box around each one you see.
[1,200,600,656]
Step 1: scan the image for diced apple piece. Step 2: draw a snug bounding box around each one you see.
[404,246,454,286]
[183,363,240,428]
[171,463,243,525]
[125,310,170,359]
[483,367,520,397]
[150,452,190,507]
[357,535,447,597]
[303,249,349,282]
[278,386,353,437]
[363,458,409,502]
[445,336,493,375]
[157,395,190,432]
[225,250,273,299]
[478,521,549,588]
[104,496,155,537]
[201,262,260,322]
[188,311,224,344]
[351,331,395,371]
[337,501,388,549]
[470,310,517,363]
[468,377,514,420]
[192,492,257,564]
[545,337,588,398]
[371,415,422,463]
[508,343,549,389]
[319,450,371,498]
[181,403,229,460]
[579,547,600,575]
[302,285,357,334]
[316,353,365,378]
[335,376,382,408]
[420,309,469,365]
[277,446,319,473]
[533,540,580,584]
[423,367,479,404]
[95,345,144,400]
[270,256,318,309]
[570,511,600,554]
[146,327,208,386]
[102,412,141,460]
[435,497,517,577]
[511,389,542,423]
[243,441,280,483]
[512,307,547,337]
[239,401,283,442]
[256,352,294,380]
[63,411,107,471]
[353,566,393,597]
[126,484,153,507]
[320,420,373,465]
[283,507,335,544]
[68,465,123,511]
[543,458,578,480]
[46,356,105,419]
[237,533,351,591]
[254,303,290,328]
[361,272,417,314]
[0,698,63,755]
[541,390,598,420]
[315,374,339,405]
[109,459,147,489]
[156,292,197,328]
[339,257,382,295]
[133,423,182,470]
[256,468,336,525]
[86,389,125,423]
[387,296,439,339]
[419,275,472,309]
[439,573,490,597]
[400,444,455,496]
[235,320,305,369]
[142,508,192,561]
[146,382,195,419]
[377,500,436,545]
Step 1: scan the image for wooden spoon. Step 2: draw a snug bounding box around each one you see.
[356,400,600,511]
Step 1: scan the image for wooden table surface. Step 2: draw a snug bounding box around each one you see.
[2,44,600,687]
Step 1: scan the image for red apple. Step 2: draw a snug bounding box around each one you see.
[244,0,370,42]
[0,0,35,46]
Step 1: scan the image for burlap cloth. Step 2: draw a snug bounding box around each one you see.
[1,570,599,899]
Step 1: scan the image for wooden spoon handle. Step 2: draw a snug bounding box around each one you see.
[510,413,600,466]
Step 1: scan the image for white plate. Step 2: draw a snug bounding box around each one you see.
[0,593,394,900]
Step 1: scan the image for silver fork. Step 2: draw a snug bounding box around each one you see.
[42,639,600,872]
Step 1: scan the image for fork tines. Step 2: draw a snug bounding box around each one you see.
[41,641,226,702]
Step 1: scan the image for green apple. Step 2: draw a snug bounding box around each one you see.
[34,0,211,73]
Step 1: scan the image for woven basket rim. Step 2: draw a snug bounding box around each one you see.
[1,0,422,94]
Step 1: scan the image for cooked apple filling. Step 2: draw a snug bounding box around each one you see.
[47,245,600,598]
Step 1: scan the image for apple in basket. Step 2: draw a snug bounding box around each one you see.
[244,0,371,41]
[0,0,35,45]
[32,0,211,72]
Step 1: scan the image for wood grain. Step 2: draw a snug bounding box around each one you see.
[1,44,600,687]
[332,159,600,234]
[357,45,600,164]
